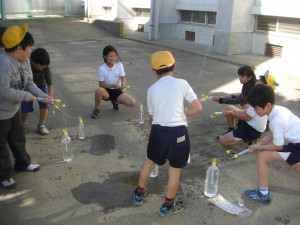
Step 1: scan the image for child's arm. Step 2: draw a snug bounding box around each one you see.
[248,135,283,152]
[185,99,202,117]
[120,76,126,89]
[47,84,54,98]
[223,108,252,121]
[217,93,247,105]
[99,81,119,89]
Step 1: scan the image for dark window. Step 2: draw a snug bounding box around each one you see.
[185,31,195,42]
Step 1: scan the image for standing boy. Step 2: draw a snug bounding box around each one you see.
[20,48,53,135]
[133,51,202,216]
[0,23,52,189]
[245,85,300,202]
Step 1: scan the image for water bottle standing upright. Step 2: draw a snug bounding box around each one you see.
[78,117,85,140]
[204,158,219,197]
[139,104,144,124]
[61,129,73,162]
[150,164,159,178]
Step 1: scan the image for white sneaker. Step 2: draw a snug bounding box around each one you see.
[1,178,16,189]
[26,163,40,172]
[38,124,49,135]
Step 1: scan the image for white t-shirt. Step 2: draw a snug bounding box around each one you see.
[97,62,125,88]
[147,76,197,127]
[246,105,268,132]
[269,105,300,146]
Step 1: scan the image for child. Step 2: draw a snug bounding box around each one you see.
[218,78,268,146]
[0,23,52,189]
[21,48,53,135]
[91,45,136,118]
[133,51,202,217]
[212,66,256,134]
[245,84,300,202]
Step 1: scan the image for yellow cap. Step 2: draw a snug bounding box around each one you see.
[2,23,28,49]
[63,129,68,136]
[150,51,175,70]
[264,70,279,91]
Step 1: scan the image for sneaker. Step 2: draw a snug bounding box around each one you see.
[111,100,119,110]
[37,124,49,135]
[91,108,100,118]
[159,201,184,217]
[245,189,272,202]
[15,163,40,172]
[1,178,16,189]
[133,188,145,206]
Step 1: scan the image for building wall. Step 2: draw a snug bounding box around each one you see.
[250,0,300,60]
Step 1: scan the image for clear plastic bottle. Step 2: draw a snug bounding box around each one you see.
[204,158,219,197]
[78,117,85,140]
[61,129,73,162]
[150,164,159,178]
[139,104,144,124]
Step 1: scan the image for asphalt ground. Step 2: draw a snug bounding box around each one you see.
[0,18,300,225]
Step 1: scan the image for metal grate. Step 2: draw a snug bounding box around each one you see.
[265,43,282,58]
[185,31,195,42]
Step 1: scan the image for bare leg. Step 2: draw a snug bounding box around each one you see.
[117,93,136,107]
[219,131,244,147]
[166,166,181,199]
[257,151,284,188]
[20,112,28,124]
[138,158,156,188]
[94,87,109,108]
[39,108,48,125]
[290,162,300,173]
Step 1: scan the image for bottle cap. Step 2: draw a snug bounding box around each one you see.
[63,129,68,136]
[79,117,83,123]
[212,158,217,166]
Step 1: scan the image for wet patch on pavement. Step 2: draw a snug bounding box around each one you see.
[72,165,207,213]
[71,171,166,212]
[90,134,115,155]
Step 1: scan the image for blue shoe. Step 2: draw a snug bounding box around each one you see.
[133,188,145,206]
[159,201,184,217]
[245,189,272,202]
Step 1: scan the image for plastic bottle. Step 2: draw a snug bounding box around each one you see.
[139,104,144,124]
[78,117,85,140]
[204,158,219,197]
[150,164,159,178]
[61,129,73,162]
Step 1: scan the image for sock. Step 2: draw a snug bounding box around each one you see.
[163,197,174,208]
[95,106,100,110]
[259,187,269,195]
[135,186,145,195]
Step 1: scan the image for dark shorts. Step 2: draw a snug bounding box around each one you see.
[147,125,190,168]
[21,86,49,113]
[279,143,300,165]
[233,120,262,143]
[104,88,124,102]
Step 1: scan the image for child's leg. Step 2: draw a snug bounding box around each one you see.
[218,131,244,147]
[20,112,28,124]
[117,93,136,107]
[257,151,284,188]
[39,108,48,125]
[165,166,181,199]
[290,162,300,173]
[94,87,109,108]
[138,158,156,188]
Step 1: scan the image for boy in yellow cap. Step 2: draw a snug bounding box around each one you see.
[0,23,52,189]
[133,51,202,216]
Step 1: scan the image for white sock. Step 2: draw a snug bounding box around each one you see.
[259,187,269,195]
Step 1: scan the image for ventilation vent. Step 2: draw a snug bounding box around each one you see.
[185,31,195,42]
[265,43,282,58]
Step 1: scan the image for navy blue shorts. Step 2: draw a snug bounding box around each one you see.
[21,86,49,113]
[104,88,124,102]
[233,120,262,143]
[279,143,300,165]
[147,125,190,168]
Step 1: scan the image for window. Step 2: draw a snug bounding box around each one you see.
[133,8,150,17]
[180,10,216,25]
[257,15,300,35]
